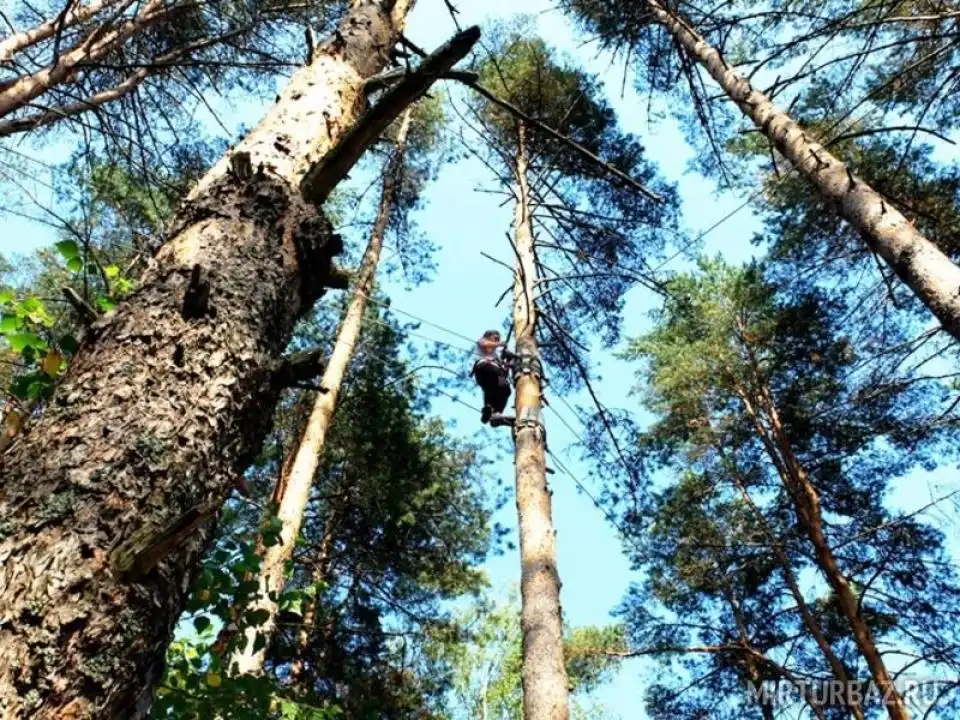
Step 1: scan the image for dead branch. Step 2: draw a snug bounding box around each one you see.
[300,25,481,204]
[452,76,665,202]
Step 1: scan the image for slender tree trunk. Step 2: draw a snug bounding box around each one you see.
[738,382,910,720]
[230,108,414,676]
[644,0,960,342]
[0,2,414,717]
[721,447,863,720]
[288,511,338,684]
[511,121,570,720]
[0,0,115,62]
[768,410,909,720]
[723,588,777,720]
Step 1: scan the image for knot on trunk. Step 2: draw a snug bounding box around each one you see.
[293,213,343,306]
[181,264,213,320]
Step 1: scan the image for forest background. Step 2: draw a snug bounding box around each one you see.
[3,0,960,717]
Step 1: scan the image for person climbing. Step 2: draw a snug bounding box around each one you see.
[471,329,515,427]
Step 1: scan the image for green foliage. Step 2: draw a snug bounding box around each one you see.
[158,640,342,719]
[563,0,960,322]
[563,625,628,695]
[0,153,190,442]
[610,258,960,718]
[0,284,74,412]
[428,592,626,719]
[346,95,453,286]
[436,594,525,719]
[154,304,500,718]
[468,22,678,385]
[0,0,349,196]
[756,135,960,290]
[153,537,342,719]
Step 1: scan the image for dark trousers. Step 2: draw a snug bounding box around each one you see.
[474,361,511,414]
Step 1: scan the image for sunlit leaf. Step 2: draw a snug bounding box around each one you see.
[66,257,83,273]
[0,314,20,333]
[55,240,80,260]
[205,671,222,688]
[15,298,54,327]
[6,332,46,353]
[17,298,42,315]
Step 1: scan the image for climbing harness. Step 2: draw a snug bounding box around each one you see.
[513,351,544,382]
[511,347,549,450]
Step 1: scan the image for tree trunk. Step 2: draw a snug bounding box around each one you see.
[723,588,777,720]
[721,446,863,720]
[644,0,960,342]
[229,107,414,676]
[0,2,414,717]
[288,510,338,684]
[738,382,910,720]
[511,121,570,720]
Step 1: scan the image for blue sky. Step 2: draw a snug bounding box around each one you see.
[4,0,959,717]
[0,1,763,716]
[389,5,762,714]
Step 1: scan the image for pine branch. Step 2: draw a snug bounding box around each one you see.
[300,25,481,204]
[450,76,665,203]
[61,285,98,325]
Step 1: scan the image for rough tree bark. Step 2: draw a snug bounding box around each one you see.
[229,108,414,676]
[0,1,417,717]
[644,0,960,342]
[511,121,570,720]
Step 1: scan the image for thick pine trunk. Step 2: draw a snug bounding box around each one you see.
[644,0,960,342]
[511,122,570,720]
[0,2,412,717]
[229,108,413,676]
[740,384,910,720]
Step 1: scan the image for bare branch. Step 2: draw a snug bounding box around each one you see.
[301,25,481,204]
[452,75,665,203]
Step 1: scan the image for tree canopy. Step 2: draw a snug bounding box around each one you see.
[3,1,960,718]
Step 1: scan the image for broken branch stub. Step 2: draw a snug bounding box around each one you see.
[300,25,481,204]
